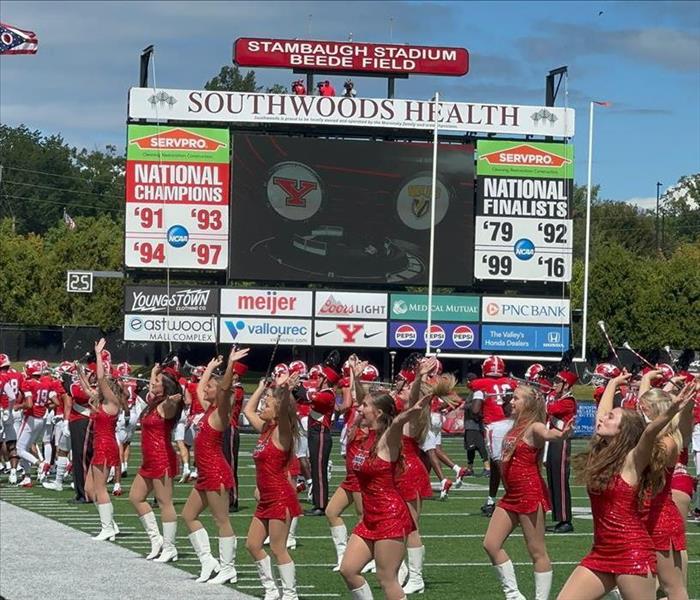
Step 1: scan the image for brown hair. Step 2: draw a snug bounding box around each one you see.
[502,385,546,461]
[573,409,651,504]
[144,371,183,420]
[368,392,398,458]
[273,386,299,455]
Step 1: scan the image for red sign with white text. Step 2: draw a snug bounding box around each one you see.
[234,38,469,76]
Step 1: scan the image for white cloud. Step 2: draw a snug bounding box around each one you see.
[623,196,658,211]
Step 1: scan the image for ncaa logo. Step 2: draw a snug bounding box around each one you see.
[514,238,535,261]
[424,324,445,348]
[266,161,322,221]
[167,225,189,248]
[452,325,475,349]
[394,324,417,348]
[129,317,143,331]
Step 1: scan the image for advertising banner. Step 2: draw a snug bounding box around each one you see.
[476,141,574,178]
[228,134,474,286]
[389,322,480,351]
[481,297,570,325]
[480,324,569,353]
[128,88,576,137]
[314,291,388,320]
[234,38,469,76]
[123,314,217,343]
[124,125,230,270]
[389,294,480,322]
[314,320,388,347]
[220,288,313,317]
[124,285,219,314]
[477,176,571,219]
[219,317,312,345]
[574,402,596,437]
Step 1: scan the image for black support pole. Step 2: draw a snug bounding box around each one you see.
[140,45,154,88]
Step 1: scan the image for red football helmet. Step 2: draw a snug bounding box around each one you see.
[341,360,352,378]
[591,363,621,387]
[482,355,505,377]
[24,360,41,377]
[288,360,308,377]
[116,362,132,377]
[556,370,578,388]
[272,363,289,378]
[525,363,545,382]
[656,363,675,383]
[360,364,380,383]
[396,368,416,386]
[191,365,206,380]
[56,361,76,375]
[308,364,324,380]
[0,353,11,368]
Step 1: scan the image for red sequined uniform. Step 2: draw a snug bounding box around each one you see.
[340,408,362,494]
[193,406,234,491]
[671,447,697,498]
[395,435,433,501]
[581,474,656,575]
[252,424,302,520]
[139,407,178,479]
[91,405,119,468]
[498,428,551,514]
[644,467,686,551]
[352,431,415,540]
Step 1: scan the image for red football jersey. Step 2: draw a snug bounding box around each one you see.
[186,381,204,415]
[69,381,93,422]
[470,376,516,425]
[22,375,59,418]
[0,370,23,410]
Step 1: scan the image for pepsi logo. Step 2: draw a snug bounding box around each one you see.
[394,324,417,348]
[424,324,445,348]
[452,325,475,349]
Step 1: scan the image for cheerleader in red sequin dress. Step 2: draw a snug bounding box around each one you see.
[244,372,303,600]
[325,356,372,573]
[181,347,250,585]
[85,339,126,542]
[129,361,183,562]
[483,384,572,600]
[557,374,695,600]
[339,390,431,600]
[637,374,695,600]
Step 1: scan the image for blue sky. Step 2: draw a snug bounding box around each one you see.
[1,0,698,207]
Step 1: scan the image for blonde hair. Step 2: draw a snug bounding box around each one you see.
[503,385,546,461]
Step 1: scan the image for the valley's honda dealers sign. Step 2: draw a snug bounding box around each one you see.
[314,291,388,320]
[219,317,312,345]
[124,314,217,343]
[234,38,469,76]
[220,289,313,317]
[125,285,218,314]
[314,320,388,348]
[128,88,575,137]
[482,297,570,325]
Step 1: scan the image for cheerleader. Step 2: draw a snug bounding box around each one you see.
[181,347,250,584]
[637,373,694,600]
[483,385,572,600]
[244,373,303,600]
[396,357,442,595]
[86,339,124,541]
[557,374,695,600]
[339,390,431,600]
[128,360,183,562]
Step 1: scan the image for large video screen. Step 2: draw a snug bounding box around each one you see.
[229,134,474,286]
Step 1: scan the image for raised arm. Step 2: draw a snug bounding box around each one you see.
[275,378,298,453]
[216,347,250,426]
[597,372,631,422]
[631,383,695,475]
[638,369,661,397]
[94,339,121,409]
[678,383,697,445]
[379,394,432,462]
[197,355,223,408]
[408,357,436,408]
[351,357,368,405]
[531,419,574,446]
[243,378,269,433]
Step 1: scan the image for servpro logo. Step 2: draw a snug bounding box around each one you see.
[129,128,226,151]
[479,144,571,168]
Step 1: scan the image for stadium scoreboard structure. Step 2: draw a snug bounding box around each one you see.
[124,40,575,360]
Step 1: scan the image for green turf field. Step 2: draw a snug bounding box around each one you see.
[1,434,698,599]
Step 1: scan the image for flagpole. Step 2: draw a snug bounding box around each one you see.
[581,101,595,361]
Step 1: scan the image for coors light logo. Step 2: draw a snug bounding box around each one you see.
[129,288,212,313]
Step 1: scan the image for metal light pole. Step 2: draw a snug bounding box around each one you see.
[656,181,663,251]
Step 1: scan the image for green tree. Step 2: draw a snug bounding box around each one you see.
[204,65,287,93]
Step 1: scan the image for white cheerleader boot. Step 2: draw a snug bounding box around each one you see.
[188,528,220,582]
[278,561,298,600]
[398,560,409,585]
[138,511,163,559]
[92,502,116,541]
[255,555,280,600]
[350,581,374,599]
[287,516,298,550]
[534,570,552,600]
[208,536,238,584]
[330,524,347,571]
[402,545,425,594]
[361,559,376,573]
[154,521,178,563]
[493,560,526,600]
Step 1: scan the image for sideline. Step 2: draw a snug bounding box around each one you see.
[0,501,257,600]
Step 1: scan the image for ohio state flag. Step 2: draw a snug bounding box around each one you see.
[0,22,38,55]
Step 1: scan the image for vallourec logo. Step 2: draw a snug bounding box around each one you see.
[394,324,417,348]
[514,238,535,261]
[167,225,189,248]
